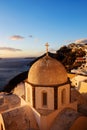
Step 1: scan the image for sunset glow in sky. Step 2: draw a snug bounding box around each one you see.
[0,0,87,58]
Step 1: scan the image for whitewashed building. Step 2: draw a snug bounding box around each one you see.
[71,75,87,93]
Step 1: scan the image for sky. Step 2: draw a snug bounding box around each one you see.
[0,0,87,58]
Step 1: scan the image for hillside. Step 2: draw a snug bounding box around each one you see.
[3,42,87,93]
[30,43,86,72]
[56,43,86,71]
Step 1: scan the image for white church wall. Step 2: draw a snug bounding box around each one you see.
[35,87,54,110]
[25,82,33,106]
[58,84,70,109]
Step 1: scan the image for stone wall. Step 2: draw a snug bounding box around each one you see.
[0,94,21,113]
[2,105,39,130]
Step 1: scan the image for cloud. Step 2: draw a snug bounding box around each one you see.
[75,38,87,44]
[0,47,22,51]
[10,35,24,40]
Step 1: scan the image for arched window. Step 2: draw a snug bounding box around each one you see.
[42,92,47,106]
[61,89,66,104]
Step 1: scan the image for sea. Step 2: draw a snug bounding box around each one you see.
[0,58,34,91]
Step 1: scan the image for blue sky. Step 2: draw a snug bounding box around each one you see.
[0,0,87,57]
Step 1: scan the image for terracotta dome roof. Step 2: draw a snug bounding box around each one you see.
[28,55,68,86]
[70,116,87,130]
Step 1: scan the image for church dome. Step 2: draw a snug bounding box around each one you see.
[28,55,68,86]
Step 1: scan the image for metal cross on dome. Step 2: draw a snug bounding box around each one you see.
[45,43,49,56]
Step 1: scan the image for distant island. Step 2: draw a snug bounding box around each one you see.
[24,57,36,59]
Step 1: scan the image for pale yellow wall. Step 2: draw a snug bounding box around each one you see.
[35,87,54,110]
[79,82,87,93]
[71,75,87,88]
[25,82,33,106]
[58,84,70,109]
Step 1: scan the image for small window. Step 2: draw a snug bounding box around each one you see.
[42,92,47,106]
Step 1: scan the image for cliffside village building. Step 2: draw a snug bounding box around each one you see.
[71,49,87,92]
